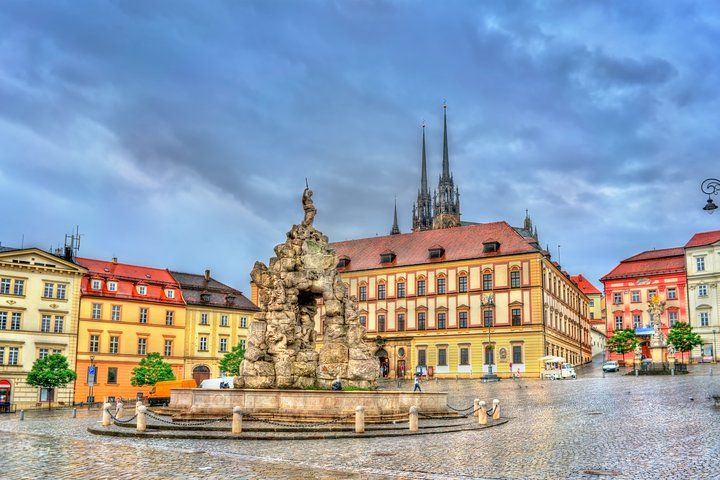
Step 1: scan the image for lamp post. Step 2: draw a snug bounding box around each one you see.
[480,294,499,382]
[701,178,720,213]
[87,355,96,407]
[713,329,717,364]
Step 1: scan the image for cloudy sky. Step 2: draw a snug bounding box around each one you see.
[2,0,719,294]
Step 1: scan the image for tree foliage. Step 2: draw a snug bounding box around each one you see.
[218,343,245,376]
[131,352,176,386]
[607,328,638,363]
[26,354,77,410]
[667,321,704,363]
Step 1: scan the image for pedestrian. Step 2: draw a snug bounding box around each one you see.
[413,374,422,392]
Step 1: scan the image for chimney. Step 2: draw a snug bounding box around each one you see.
[204,269,210,281]
[112,257,118,264]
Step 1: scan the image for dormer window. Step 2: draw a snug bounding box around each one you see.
[107,281,118,292]
[380,250,396,264]
[91,279,102,290]
[428,245,445,259]
[165,289,175,299]
[137,285,147,295]
[226,295,236,305]
[483,241,500,253]
[200,293,211,302]
[337,256,351,269]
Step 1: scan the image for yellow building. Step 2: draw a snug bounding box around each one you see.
[74,257,187,403]
[170,270,258,384]
[0,247,86,410]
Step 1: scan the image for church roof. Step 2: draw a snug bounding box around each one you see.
[600,247,685,282]
[331,222,542,272]
[685,230,720,248]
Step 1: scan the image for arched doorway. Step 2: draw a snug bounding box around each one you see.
[192,365,211,385]
[375,348,389,378]
[0,380,11,413]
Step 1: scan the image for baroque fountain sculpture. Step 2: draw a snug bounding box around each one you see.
[237,184,379,389]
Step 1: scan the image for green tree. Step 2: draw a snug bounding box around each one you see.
[218,343,245,376]
[26,354,77,410]
[131,352,175,386]
[667,321,704,364]
[607,328,638,364]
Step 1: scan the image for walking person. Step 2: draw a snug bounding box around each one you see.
[413,374,422,392]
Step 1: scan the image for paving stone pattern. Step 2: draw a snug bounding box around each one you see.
[1,360,719,479]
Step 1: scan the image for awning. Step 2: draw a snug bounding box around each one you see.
[635,327,654,335]
[539,355,565,363]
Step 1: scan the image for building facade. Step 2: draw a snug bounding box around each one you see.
[171,270,258,384]
[571,274,606,357]
[600,248,687,362]
[0,248,87,410]
[684,230,720,362]
[74,257,187,403]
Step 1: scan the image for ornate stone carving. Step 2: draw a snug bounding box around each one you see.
[238,187,379,389]
[647,294,666,347]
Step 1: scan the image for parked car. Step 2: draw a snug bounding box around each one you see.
[602,361,620,372]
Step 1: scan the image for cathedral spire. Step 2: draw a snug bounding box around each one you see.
[421,121,428,194]
[391,198,400,235]
[441,101,450,180]
[412,121,433,232]
[431,102,461,230]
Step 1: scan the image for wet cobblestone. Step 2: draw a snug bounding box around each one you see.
[2,360,719,479]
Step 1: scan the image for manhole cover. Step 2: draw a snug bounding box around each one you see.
[583,470,621,476]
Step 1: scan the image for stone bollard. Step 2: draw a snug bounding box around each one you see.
[492,399,500,420]
[72,408,77,418]
[478,401,487,425]
[137,405,147,432]
[19,410,24,421]
[115,402,124,418]
[232,406,243,434]
[473,398,480,417]
[102,402,112,427]
[409,406,419,432]
[136,400,143,414]
[355,406,365,433]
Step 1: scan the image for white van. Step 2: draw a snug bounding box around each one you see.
[540,356,577,380]
[199,377,235,389]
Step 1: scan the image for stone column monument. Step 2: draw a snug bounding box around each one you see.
[237,185,379,389]
[647,294,667,364]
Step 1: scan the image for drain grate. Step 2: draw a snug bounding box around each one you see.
[583,470,621,476]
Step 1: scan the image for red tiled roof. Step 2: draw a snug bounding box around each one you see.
[685,230,720,248]
[330,222,540,272]
[570,274,601,295]
[170,270,259,311]
[600,248,686,281]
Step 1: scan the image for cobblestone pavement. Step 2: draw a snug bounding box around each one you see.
[2,358,719,479]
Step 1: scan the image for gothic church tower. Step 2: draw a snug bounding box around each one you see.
[431,104,461,229]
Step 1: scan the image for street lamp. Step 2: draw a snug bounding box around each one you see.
[480,294,499,382]
[87,355,96,406]
[701,178,720,213]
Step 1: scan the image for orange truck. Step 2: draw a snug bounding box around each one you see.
[147,379,197,406]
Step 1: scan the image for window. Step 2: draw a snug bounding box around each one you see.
[459,276,468,293]
[90,335,99,353]
[165,339,174,356]
[54,316,64,333]
[378,284,386,300]
[11,312,21,330]
[669,311,678,326]
[667,288,677,300]
[512,345,523,364]
[41,315,51,332]
[437,312,446,329]
[0,347,3,364]
[8,347,19,365]
[648,289,657,300]
[139,308,148,324]
[510,271,520,288]
[483,273,493,290]
[483,310,493,327]
[397,314,405,332]
[460,347,470,366]
[107,282,117,292]
[589,299,595,307]
[165,289,175,299]
[377,315,386,332]
[38,348,49,359]
[459,311,468,328]
[633,314,641,329]
[484,346,494,366]
[511,308,521,326]
[397,282,406,298]
[56,284,66,300]
[438,347,447,366]
[166,311,174,326]
[138,285,147,295]
[437,278,446,294]
[239,339,246,350]
[696,257,705,272]
[200,313,209,325]
[221,315,229,327]
[240,317,247,328]
[359,286,367,301]
[417,279,426,296]
[92,303,102,320]
[111,305,121,321]
[0,278,10,294]
[137,338,147,355]
[14,279,24,296]
[700,312,709,327]
[631,291,640,303]
[0,312,5,329]
[109,336,119,354]
[219,338,228,353]
[199,336,208,351]
[44,283,54,298]
[417,312,426,330]
[613,292,622,304]
[590,312,595,320]
[91,279,101,290]
[417,349,427,367]
[359,315,367,327]
[615,315,623,331]
[108,367,118,384]
[698,285,708,297]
